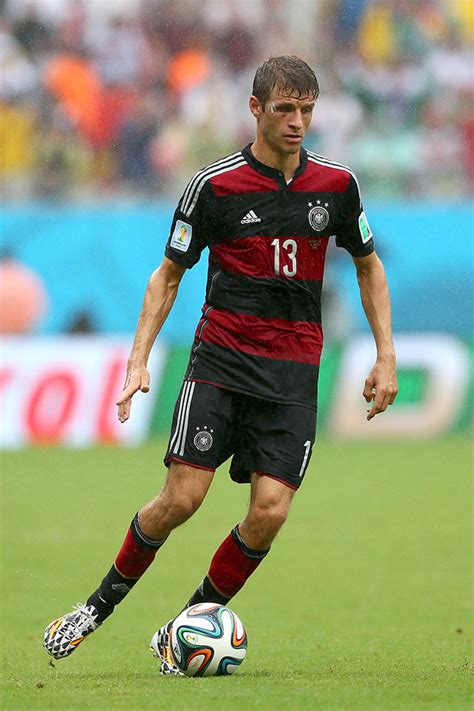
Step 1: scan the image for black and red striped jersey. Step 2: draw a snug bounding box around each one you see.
[165,144,374,409]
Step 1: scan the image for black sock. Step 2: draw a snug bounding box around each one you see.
[87,513,166,624]
[88,565,143,623]
[183,575,230,611]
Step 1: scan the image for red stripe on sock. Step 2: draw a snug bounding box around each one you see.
[114,527,157,579]
[208,533,263,599]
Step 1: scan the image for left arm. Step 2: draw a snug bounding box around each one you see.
[353,251,398,420]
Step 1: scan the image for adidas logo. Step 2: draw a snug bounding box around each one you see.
[240,210,261,224]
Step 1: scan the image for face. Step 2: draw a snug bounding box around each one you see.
[250,86,316,156]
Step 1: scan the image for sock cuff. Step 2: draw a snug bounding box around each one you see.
[131,513,167,550]
[231,525,270,560]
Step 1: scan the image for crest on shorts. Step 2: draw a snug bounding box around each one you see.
[308,203,329,232]
[194,426,214,452]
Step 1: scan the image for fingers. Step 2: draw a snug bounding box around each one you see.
[388,386,398,405]
[116,383,138,406]
[367,391,390,420]
[117,384,137,423]
[364,361,398,420]
[366,384,398,420]
[140,371,150,393]
[363,374,376,403]
[116,370,151,424]
[118,398,131,424]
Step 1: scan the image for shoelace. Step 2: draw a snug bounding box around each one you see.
[60,604,98,641]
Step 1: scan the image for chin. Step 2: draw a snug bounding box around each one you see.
[281,144,301,155]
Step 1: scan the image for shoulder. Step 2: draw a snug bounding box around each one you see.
[180,150,246,217]
[305,150,361,196]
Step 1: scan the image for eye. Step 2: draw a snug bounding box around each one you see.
[273,105,293,113]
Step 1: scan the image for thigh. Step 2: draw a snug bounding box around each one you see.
[248,470,296,512]
[162,460,214,503]
[140,461,214,536]
[164,381,236,472]
[230,399,317,490]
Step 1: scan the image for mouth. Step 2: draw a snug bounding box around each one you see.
[283,135,302,143]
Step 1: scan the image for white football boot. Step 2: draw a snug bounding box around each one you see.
[43,603,99,659]
[150,621,183,676]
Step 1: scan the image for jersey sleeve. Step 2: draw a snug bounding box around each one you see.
[335,173,375,257]
[165,179,214,268]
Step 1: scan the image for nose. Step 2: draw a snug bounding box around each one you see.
[288,110,303,129]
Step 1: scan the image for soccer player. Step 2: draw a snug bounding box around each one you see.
[44,55,398,673]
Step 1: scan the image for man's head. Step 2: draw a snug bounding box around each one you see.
[250,55,319,156]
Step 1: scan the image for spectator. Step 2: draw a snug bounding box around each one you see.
[43,47,103,146]
[12,1,51,59]
[116,90,162,192]
[35,109,91,200]
[88,15,148,87]
[0,18,38,99]
[0,0,471,201]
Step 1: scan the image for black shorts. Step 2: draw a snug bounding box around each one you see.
[164,381,317,490]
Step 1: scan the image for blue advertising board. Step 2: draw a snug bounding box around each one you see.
[1,202,472,340]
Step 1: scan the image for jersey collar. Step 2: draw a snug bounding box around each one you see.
[242,143,308,182]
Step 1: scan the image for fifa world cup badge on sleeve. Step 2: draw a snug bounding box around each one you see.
[358,211,373,244]
[171,220,193,252]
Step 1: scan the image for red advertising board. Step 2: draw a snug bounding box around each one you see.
[0,337,166,448]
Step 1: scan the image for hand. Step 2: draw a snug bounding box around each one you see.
[116,366,150,423]
[363,358,398,421]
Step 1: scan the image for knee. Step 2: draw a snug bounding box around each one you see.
[161,493,199,528]
[142,490,201,536]
[244,500,289,545]
[255,503,289,533]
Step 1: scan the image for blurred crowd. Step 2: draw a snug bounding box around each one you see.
[0,0,473,202]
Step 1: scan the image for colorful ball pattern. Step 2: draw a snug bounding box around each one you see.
[169,603,247,677]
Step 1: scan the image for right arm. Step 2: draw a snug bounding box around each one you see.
[117,257,186,423]
[118,169,213,421]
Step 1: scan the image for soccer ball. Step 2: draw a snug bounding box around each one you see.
[169,603,247,677]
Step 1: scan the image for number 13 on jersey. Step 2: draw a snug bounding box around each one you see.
[271,238,298,277]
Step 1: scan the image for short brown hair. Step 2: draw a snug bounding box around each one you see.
[252,55,319,107]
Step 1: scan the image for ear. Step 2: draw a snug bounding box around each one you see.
[249,95,262,119]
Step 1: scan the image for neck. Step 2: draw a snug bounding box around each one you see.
[250,137,301,182]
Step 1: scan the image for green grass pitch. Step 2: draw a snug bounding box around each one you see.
[1,439,472,710]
